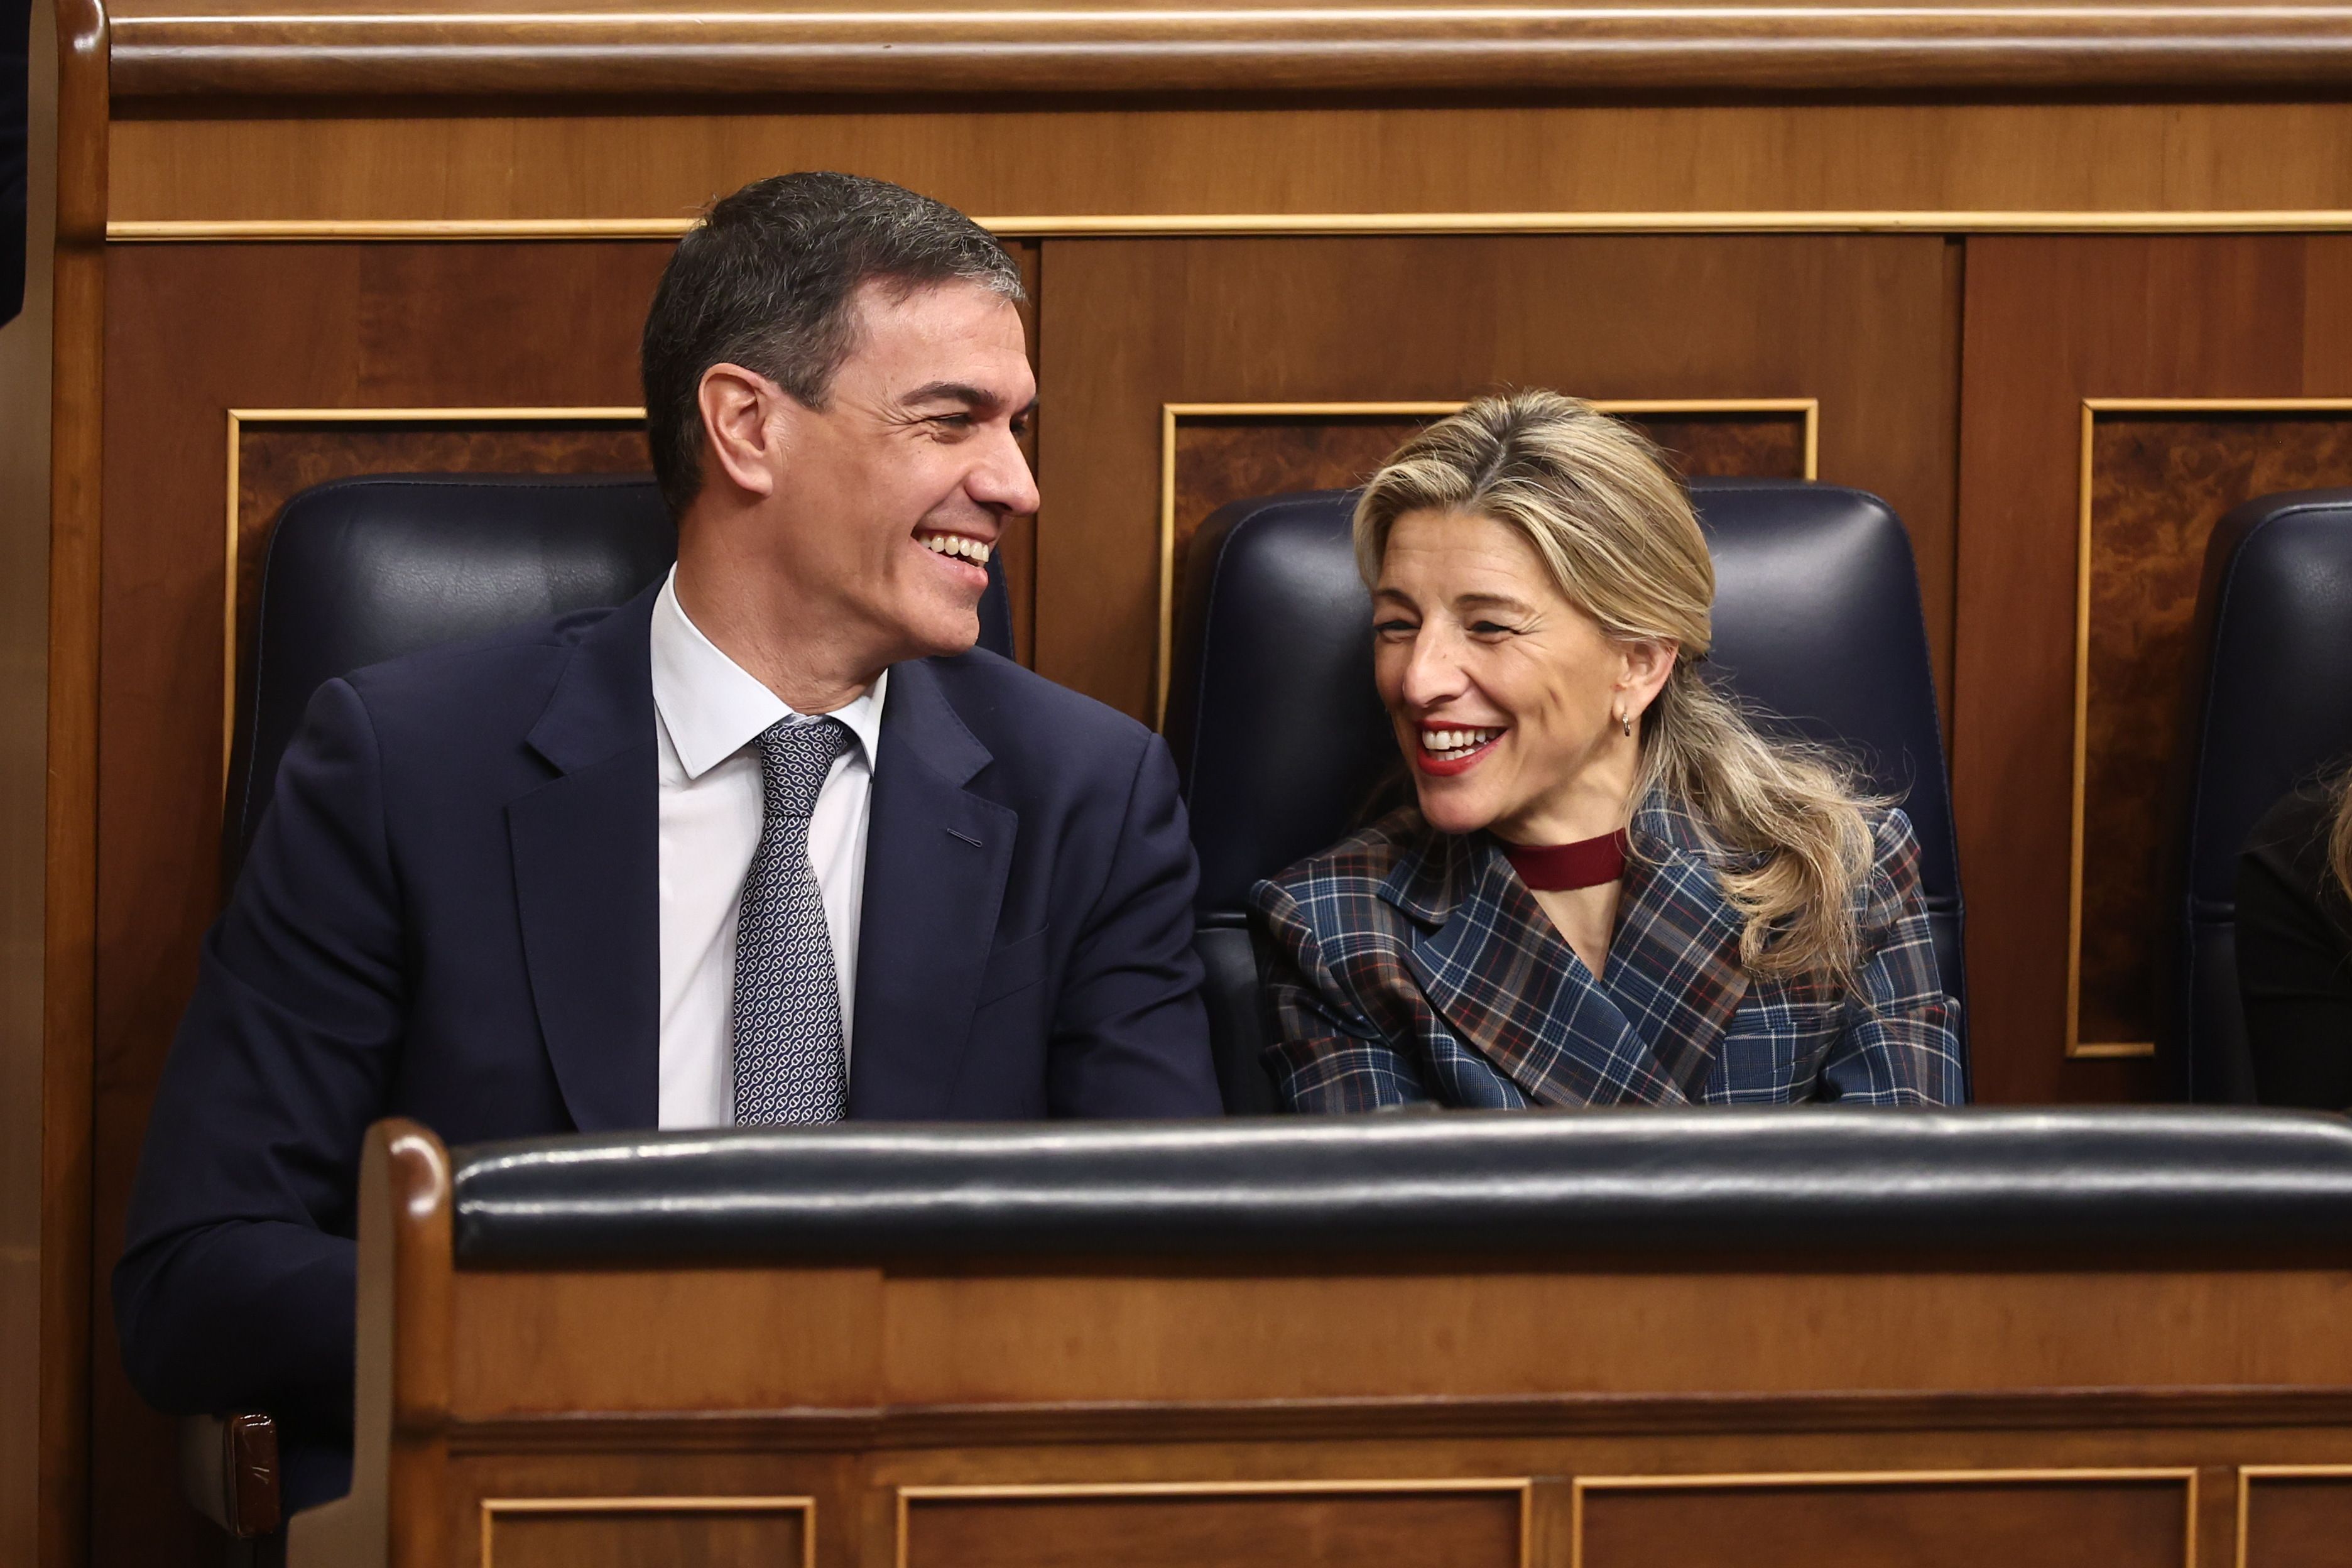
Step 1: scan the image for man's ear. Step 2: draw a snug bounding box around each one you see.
[697,362,786,500]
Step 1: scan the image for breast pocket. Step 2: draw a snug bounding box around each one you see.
[974,927,1052,1007]
[1710,987,1839,1102]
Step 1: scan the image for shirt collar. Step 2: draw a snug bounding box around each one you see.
[650,567,888,782]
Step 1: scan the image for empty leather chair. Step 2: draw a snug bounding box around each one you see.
[1165,479,1967,1112]
[2159,489,2352,1103]
[228,472,1013,863]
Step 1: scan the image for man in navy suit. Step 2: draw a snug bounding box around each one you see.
[114,172,1222,1506]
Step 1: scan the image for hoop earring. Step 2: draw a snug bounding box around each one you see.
[1621,709,1636,737]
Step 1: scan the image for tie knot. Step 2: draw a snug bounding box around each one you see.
[754,716,853,819]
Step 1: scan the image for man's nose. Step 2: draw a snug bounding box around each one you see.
[973,427,1041,517]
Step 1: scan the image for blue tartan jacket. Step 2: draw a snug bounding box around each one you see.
[1248,794,1963,1109]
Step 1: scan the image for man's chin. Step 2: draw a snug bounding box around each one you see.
[900,602,985,662]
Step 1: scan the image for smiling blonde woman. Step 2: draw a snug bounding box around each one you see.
[1248,391,1963,1110]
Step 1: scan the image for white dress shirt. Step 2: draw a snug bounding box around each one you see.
[650,568,887,1129]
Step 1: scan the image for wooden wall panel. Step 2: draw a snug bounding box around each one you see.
[1040,234,1959,727]
[0,4,57,1568]
[101,103,2352,228]
[2239,1472,2352,1568]
[94,240,673,1568]
[2076,410,2352,1054]
[1954,237,2352,1103]
[1576,1474,2190,1568]
[480,1499,810,1568]
[900,1486,1522,1568]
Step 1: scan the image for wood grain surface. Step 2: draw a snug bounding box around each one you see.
[93,1,2352,100]
[40,1,107,1566]
[482,1501,808,1568]
[105,103,2352,229]
[2238,1472,2352,1568]
[902,1488,1522,1568]
[1576,1474,2190,1568]
[2077,411,2352,1052]
[1954,236,2352,1102]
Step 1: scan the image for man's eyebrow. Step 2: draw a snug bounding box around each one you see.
[900,381,1038,418]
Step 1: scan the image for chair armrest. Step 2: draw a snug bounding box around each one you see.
[180,1412,283,1538]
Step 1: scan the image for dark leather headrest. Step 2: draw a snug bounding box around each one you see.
[2160,491,2352,1100]
[450,1108,2352,1267]
[2179,491,2352,903]
[231,472,1013,857]
[1164,478,1959,945]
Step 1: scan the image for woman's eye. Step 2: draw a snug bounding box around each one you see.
[1373,619,1417,636]
[1469,621,1516,637]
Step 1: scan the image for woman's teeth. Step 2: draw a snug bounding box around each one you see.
[919,533,993,566]
[1421,727,1503,760]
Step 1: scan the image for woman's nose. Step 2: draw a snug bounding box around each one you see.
[1398,630,1467,708]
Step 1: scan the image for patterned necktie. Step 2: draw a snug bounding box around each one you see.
[732,716,854,1126]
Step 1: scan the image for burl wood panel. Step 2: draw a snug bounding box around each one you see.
[2077,413,2352,1050]
[232,418,650,724]
[482,1503,807,1568]
[1042,235,1957,727]
[1955,236,2352,1103]
[901,1489,1521,1568]
[2239,1474,2352,1568]
[1167,409,1804,633]
[1577,1477,2188,1568]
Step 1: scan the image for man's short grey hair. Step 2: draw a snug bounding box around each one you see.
[640,171,1025,515]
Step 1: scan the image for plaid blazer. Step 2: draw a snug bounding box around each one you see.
[1249,793,1963,1110]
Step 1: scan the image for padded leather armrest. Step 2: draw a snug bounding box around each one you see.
[451,1107,2352,1268]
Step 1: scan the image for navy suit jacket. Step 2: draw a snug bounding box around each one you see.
[114,585,1219,1483]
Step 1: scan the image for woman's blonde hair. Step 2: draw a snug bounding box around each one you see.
[2331,772,2352,905]
[1353,389,1883,989]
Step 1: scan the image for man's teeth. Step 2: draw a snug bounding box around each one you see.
[919,533,993,566]
[1421,727,1504,757]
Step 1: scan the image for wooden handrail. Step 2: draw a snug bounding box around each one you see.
[100,1,2352,101]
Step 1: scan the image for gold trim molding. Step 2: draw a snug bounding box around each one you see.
[2066,397,2352,1060]
[481,1494,815,1568]
[1571,1466,2200,1568]
[1156,398,1819,719]
[220,405,648,792]
[895,1478,1534,1568]
[2235,1464,2352,1568]
[106,210,2352,244]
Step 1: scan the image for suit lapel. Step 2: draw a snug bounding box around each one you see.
[508,586,662,1132]
[847,658,1016,1119]
[1392,830,1689,1106]
[1599,798,1752,1101]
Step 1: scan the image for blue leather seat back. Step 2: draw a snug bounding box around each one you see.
[1166,479,1966,1111]
[2162,490,2352,1102]
[231,472,1013,860]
